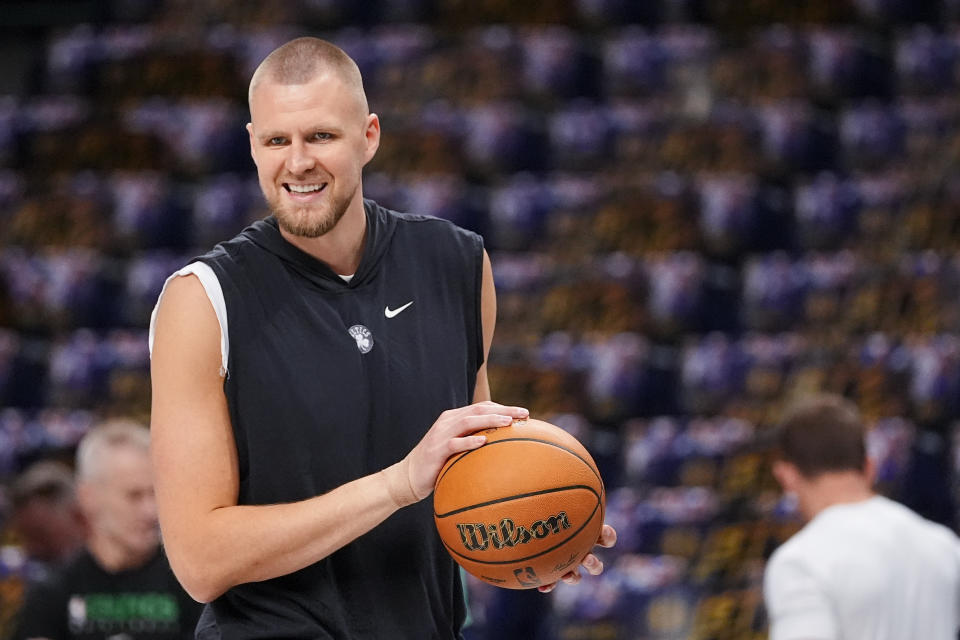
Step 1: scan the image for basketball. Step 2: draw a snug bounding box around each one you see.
[433,418,606,589]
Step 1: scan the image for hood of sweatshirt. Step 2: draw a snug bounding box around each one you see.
[239,198,397,292]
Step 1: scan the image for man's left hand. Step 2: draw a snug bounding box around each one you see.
[537,524,618,593]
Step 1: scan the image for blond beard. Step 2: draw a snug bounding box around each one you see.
[269,188,354,238]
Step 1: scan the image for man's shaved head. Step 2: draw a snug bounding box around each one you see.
[248,37,368,115]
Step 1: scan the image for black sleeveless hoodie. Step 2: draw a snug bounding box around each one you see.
[194,199,483,639]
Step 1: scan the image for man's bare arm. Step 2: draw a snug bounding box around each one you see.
[150,273,526,602]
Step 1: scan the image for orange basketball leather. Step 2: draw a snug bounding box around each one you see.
[434,418,606,589]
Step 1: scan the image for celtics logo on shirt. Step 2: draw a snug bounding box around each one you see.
[348,325,374,354]
[67,592,181,636]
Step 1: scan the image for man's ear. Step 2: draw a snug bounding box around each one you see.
[75,482,96,519]
[362,113,381,165]
[772,459,801,493]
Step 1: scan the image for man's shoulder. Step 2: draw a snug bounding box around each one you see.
[198,219,268,264]
[389,208,479,240]
[381,205,483,262]
[770,497,960,575]
[20,554,82,604]
[766,530,810,573]
[766,513,842,577]
[53,548,100,582]
[850,495,960,546]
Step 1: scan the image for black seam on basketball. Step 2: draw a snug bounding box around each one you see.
[439,499,603,566]
[435,449,469,487]
[434,484,601,519]
[435,437,603,489]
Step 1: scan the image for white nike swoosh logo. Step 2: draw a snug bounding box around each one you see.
[384,301,414,318]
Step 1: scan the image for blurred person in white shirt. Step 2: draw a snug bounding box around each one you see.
[764,393,960,640]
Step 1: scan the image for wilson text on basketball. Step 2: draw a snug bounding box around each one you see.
[457,512,571,551]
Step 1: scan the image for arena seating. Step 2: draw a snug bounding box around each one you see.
[2,1,959,638]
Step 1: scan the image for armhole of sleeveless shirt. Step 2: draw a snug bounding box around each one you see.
[148,261,229,377]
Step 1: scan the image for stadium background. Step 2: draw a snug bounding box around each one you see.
[1,0,959,638]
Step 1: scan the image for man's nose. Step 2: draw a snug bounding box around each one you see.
[286,141,316,175]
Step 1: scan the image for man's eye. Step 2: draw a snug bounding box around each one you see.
[312,132,332,141]
[268,137,286,145]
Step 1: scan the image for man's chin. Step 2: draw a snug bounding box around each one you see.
[273,206,345,239]
[128,537,160,558]
[277,219,333,238]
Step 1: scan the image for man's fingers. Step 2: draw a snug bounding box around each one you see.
[466,402,529,419]
[580,553,603,576]
[466,414,514,430]
[561,567,582,585]
[535,546,609,594]
[535,569,579,593]
[442,408,530,438]
[446,434,488,454]
[597,524,617,548]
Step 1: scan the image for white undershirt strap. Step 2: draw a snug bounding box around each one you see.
[148,261,230,377]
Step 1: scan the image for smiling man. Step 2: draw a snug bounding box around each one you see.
[148,37,615,639]
[246,47,372,252]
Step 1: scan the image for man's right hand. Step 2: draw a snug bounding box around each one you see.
[382,401,529,507]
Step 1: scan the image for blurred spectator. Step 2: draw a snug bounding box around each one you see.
[126,253,193,327]
[46,25,105,93]
[2,457,89,640]
[895,27,958,95]
[584,332,652,419]
[757,101,838,172]
[109,172,190,250]
[47,331,110,408]
[742,252,807,332]
[765,394,960,640]
[520,26,601,100]
[899,98,960,176]
[191,175,260,248]
[462,103,547,174]
[793,173,861,251]
[398,175,483,232]
[0,331,25,413]
[807,29,893,100]
[681,333,746,414]
[13,420,202,640]
[839,102,906,168]
[645,253,705,337]
[168,99,248,172]
[697,174,759,257]
[602,28,670,97]
[0,410,96,479]
[9,462,85,578]
[549,101,614,170]
[487,174,554,250]
[0,100,18,165]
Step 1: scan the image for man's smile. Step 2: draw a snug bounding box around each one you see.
[284,182,328,194]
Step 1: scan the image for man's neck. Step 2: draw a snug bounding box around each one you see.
[280,199,368,275]
[86,535,155,573]
[799,471,875,521]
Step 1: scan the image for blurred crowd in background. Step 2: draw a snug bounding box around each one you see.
[2,0,960,638]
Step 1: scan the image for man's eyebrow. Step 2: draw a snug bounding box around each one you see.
[256,124,344,141]
[302,123,344,134]
[257,130,288,142]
